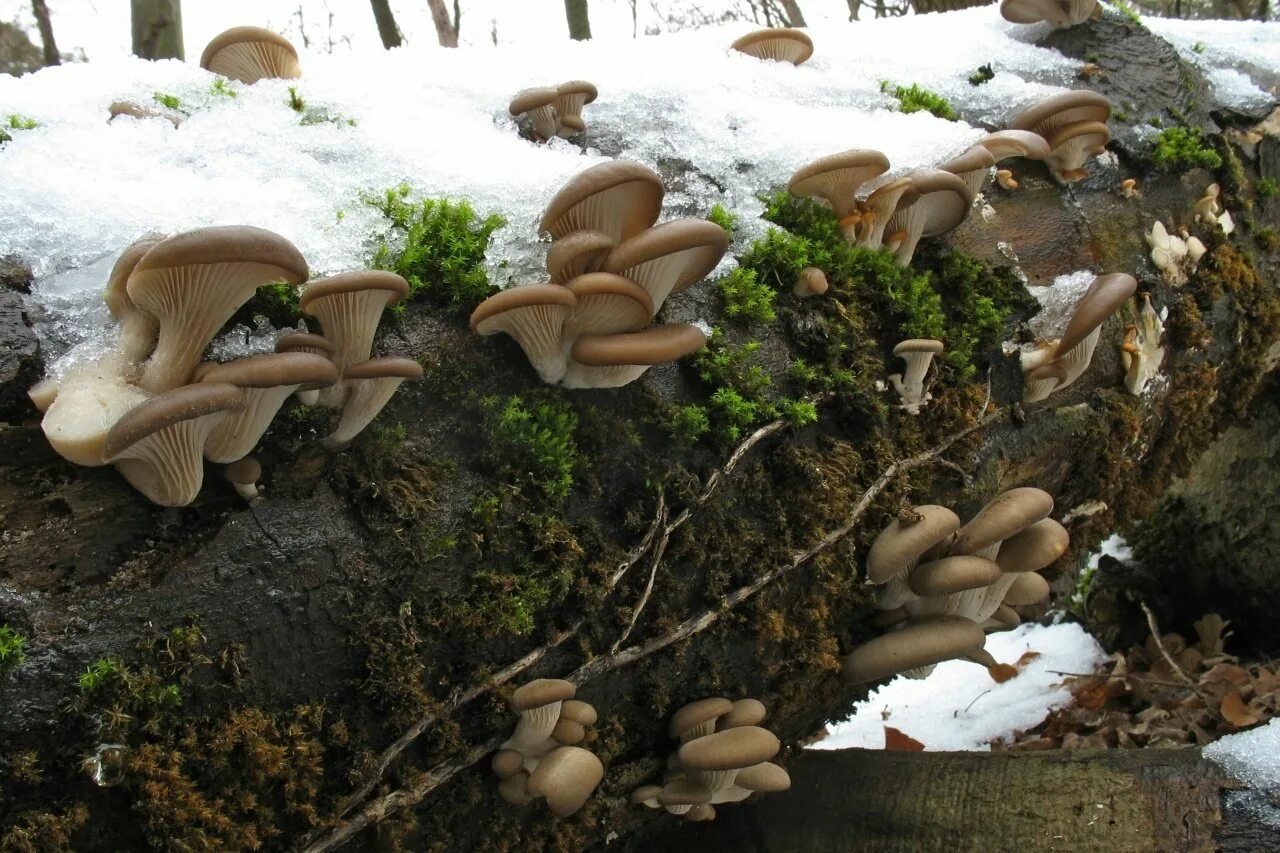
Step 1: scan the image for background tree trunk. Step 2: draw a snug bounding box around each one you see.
[369,0,403,49]
[651,748,1280,852]
[130,0,183,61]
[779,0,809,25]
[564,0,592,40]
[847,0,861,19]
[29,0,59,66]
[425,0,459,47]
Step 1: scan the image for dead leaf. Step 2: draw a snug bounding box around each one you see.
[883,726,925,751]
[1016,651,1042,667]
[1202,663,1251,687]
[1193,614,1231,656]
[1220,692,1262,728]
[989,663,1019,683]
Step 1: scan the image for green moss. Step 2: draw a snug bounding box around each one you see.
[1256,177,1278,199]
[967,64,994,87]
[879,81,957,121]
[1113,0,1142,24]
[479,394,579,502]
[693,330,772,400]
[210,78,237,98]
[708,387,768,442]
[7,114,38,130]
[235,279,303,326]
[369,186,506,314]
[1152,126,1223,171]
[717,267,777,324]
[0,625,26,677]
[1256,228,1280,252]
[286,86,305,113]
[78,656,121,693]
[1192,41,1206,54]
[663,404,711,445]
[152,91,182,110]
[707,203,737,236]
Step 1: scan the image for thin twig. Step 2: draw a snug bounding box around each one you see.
[612,507,671,653]
[1047,670,1202,690]
[1139,601,1198,688]
[302,403,1003,852]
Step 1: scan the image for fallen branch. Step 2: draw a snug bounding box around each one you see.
[612,505,671,653]
[303,401,1002,852]
[1140,600,1199,689]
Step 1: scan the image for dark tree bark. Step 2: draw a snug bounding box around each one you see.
[369,0,403,49]
[29,0,59,66]
[425,0,459,47]
[653,748,1280,852]
[779,0,808,25]
[847,0,860,19]
[564,0,592,40]
[130,0,183,61]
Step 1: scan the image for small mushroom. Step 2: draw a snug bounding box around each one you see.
[866,505,962,611]
[905,555,1003,619]
[1120,178,1140,199]
[631,784,665,809]
[1121,293,1165,396]
[788,150,891,238]
[526,746,604,818]
[503,679,577,754]
[953,487,1055,557]
[200,26,302,84]
[321,356,423,450]
[658,778,714,816]
[497,770,535,805]
[546,230,614,284]
[600,219,729,315]
[854,175,919,250]
[938,145,997,199]
[1010,91,1111,185]
[563,324,707,389]
[470,283,578,384]
[729,28,814,65]
[554,81,598,137]
[299,271,410,379]
[1004,571,1051,606]
[793,267,828,298]
[492,749,525,779]
[842,615,986,683]
[509,87,560,141]
[670,698,733,744]
[883,170,972,266]
[995,169,1019,190]
[717,698,767,731]
[888,339,943,415]
[224,457,262,503]
[999,0,1073,27]
[685,803,717,822]
[677,726,780,794]
[539,161,665,243]
[108,101,181,128]
[735,761,791,794]
[1043,120,1111,183]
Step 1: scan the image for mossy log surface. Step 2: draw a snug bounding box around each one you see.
[648,747,1280,853]
[1,17,1279,853]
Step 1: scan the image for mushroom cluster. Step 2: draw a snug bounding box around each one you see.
[888,339,944,414]
[1147,221,1206,285]
[470,161,725,388]
[1120,293,1166,396]
[199,26,302,85]
[1194,183,1235,235]
[1010,90,1112,184]
[32,227,418,506]
[1020,272,1137,403]
[999,0,1098,29]
[491,679,604,818]
[632,697,791,822]
[845,487,1065,684]
[729,28,814,66]
[508,81,599,141]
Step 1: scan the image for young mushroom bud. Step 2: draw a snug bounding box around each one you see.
[1120,178,1140,199]
[224,457,262,503]
[525,746,604,818]
[888,339,943,415]
[793,267,828,298]
[503,679,577,754]
[995,169,1018,190]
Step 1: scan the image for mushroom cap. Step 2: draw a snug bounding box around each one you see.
[491,748,525,779]
[1046,120,1112,153]
[103,383,243,459]
[132,224,308,281]
[986,604,1022,631]
[471,283,578,332]
[658,778,714,807]
[977,129,1052,161]
[952,487,1055,555]
[1004,571,1052,606]
[939,145,996,178]
[539,161,665,242]
[471,284,578,383]
[546,230,614,284]
[718,698,767,730]
[735,762,791,793]
[299,270,409,313]
[670,697,734,739]
[275,332,334,356]
[199,26,301,83]
[788,150,891,218]
[996,518,1069,573]
[909,555,1003,596]
[903,169,973,236]
[195,351,339,389]
[224,456,261,485]
[560,699,598,726]
[685,803,717,822]
[841,615,985,683]
[105,234,165,321]
[631,784,664,806]
[497,770,535,805]
[678,727,780,772]
[1056,273,1137,356]
[340,356,424,381]
[730,28,814,65]
[556,80,598,103]
[552,718,587,745]
[509,86,559,115]
[526,746,604,818]
[570,324,707,367]
[1010,90,1111,138]
[866,505,961,584]
[559,114,587,134]
[893,339,944,357]
[563,273,654,338]
[999,0,1072,26]
[600,219,729,312]
[511,678,576,713]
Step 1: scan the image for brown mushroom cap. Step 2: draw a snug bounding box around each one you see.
[560,699,598,726]
[105,234,164,365]
[600,219,729,313]
[562,273,654,340]
[996,518,1069,573]
[512,679,577,712]
[985,603,1022,631]
[1004,571,1051,606]
[841,615,985,683]
[999,0,1072,27]
[631,785,664,807]
[539,161,665,242]
[866,505,961,584]
[558,114,587,135]
[224,456,261,485]
[670,697,734,739]
[557,80,598,103]
[199,26,302,84]
[909,555,1002,596]
[685,803,717,822]
[1010,90,1111,139]
[569,323,707,370]
[128,226,308,393]
[735,762,791,793]
[546,230,614,284]
[977,129,1052,162]
[893,339,945,357]
[509,86,559,115]
[678,727,780,772]
[794,267,829,298]
[904,169,972,237]
[939,146,997,198]
[855,175,920,249]
[789,150,891,219]
[470,283,578,384]
[491,748,525,779]
[658,778,714,807]
[275,332,334,357]
[299,270,409,371]
[552,718,587,745]
[526,746,604,818]
[1056,273,1138,356]
[730,28,814,66]
[718,698,767,730]
[953,487,1055,556]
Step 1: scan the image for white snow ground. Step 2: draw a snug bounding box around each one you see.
[810,621,1107,751]
[1205,718,1280,828]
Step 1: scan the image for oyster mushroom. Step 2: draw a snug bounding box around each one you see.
[1010,91,1111,184]
[321,356,423,450]
[867,505,962,612]
[561,273,654,344]
[939,145,997,199]
[1121,293,1165,396]
[600,219,729,314]
[526,746,604,818]
[854,175,919,250]
[104,234,164,368]
[470,283,578,384]
[224,456,262,503]
[539,161,665,242]
[554,81,598,137]
[299,270,410,378]
[200,26,302,84]
[883,170,972,266]
[788,150,891,238]
[793,267,829,298]
[503,679,577,755]
[563,324,708,389]
[729,28,814,65]
[670,697,734,744]
[677,726,780,795]
[888,339,943,415]
[842,615,986,683]
[546,230,614,284]
[977,129,1052,162]
[275,331,336,405]
[509,87,560,141]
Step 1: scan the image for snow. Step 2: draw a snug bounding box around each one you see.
[810,621,1107,751]
[1204,718,1280,828]
[1144,17,1280,110]
[1027,268,1096,340]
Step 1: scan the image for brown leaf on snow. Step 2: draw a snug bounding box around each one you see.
[1016,651,1042,667]
[988,663,1019,683]
[883,726,925,751]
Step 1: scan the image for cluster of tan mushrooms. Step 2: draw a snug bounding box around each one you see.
[491,679,604,817]
[1000,0,1099,29]
[470,161,726,388]
[1020,272,1138,403]
[30,226,418,506]
[844,487,1064,684]
[729,28,813,66]
[508,81,599,141]
[1146,221,1206,286]
[631,698,791,822]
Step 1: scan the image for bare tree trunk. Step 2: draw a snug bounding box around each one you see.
[29,0,59,66]
[779,0,808,25]
[564,0,592,40]
[370,0,403,48]
[425,0,459,47]
[847,0,861,19]
[130,0,183,60]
